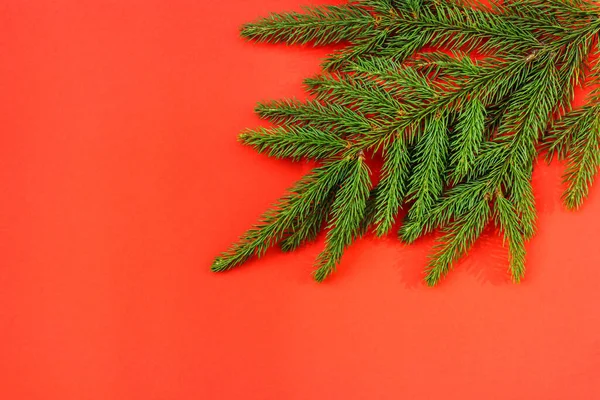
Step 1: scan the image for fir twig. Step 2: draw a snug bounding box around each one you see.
[314,154,372,282]
[213,0,600,285]
[238,126,348,161]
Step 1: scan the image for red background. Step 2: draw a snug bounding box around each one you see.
[1,1,600,399]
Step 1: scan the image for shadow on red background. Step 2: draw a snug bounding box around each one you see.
[1,1,599,399]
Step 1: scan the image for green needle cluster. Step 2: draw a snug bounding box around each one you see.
[212,0,600,286]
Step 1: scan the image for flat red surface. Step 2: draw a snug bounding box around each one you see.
[1,1,600,399]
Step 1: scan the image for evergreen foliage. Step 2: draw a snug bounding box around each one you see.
[213,0,600,285]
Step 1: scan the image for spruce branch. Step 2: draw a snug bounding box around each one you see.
[213,0,600,285]
[211,159,352,272]
[562,122,600,210]
[255,99,372,136]
[323,29,390,71]
[400,113,449,243]
[545,53,600,210]
[450,99,486,181]
[360,186,381,235]
[280,189,337,252]
[494,194,527,282]
[544,107,590,161]
[425,200,491,286]
[346,57,437,105]
[314,155,372,282]
[305,73,402,117]
[279,169,379,252]
[424,180,489,235]
[238,126,348,161]
[357,54,537,151]
[240,4,375,46]
[548,105,600,210]
[410,1,540,54]
[374,136,411,236]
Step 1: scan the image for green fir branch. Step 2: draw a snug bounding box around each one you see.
[545,107,590,161]
[280,189,337,252]
[374,136,411,236]
[425,200,491,286]
[238,126,348,161]
[240,4,375,46]
[450,99,486,181]
[314,155,372,282]
[305,73,402,118]
[255,99,372,136]
[214,0,600,285]
[561,108,600,210]
[211,159,352,272]
[400,113,449,243]
[494,194,527,283]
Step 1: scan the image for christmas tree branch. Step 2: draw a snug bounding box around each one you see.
[238,126,348,161]
[374,136,410,236]
[213,0,600,284]
[255,99,372,136]
[211,159,352,272]
[314,154,372,282]
[241,4,375,45]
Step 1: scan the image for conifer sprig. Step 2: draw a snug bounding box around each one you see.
[255,99,372,136]
[400,114,449,243]
[238,126,348,161]
[374,137,410,237]
[495,195,527,282]
[546,104,600,210]
[240,4,375,46]
[425,200,491,286]
[451,99,486,181]
[211,160,352,272]
[213,0,600,285]
[314,155,372,282]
